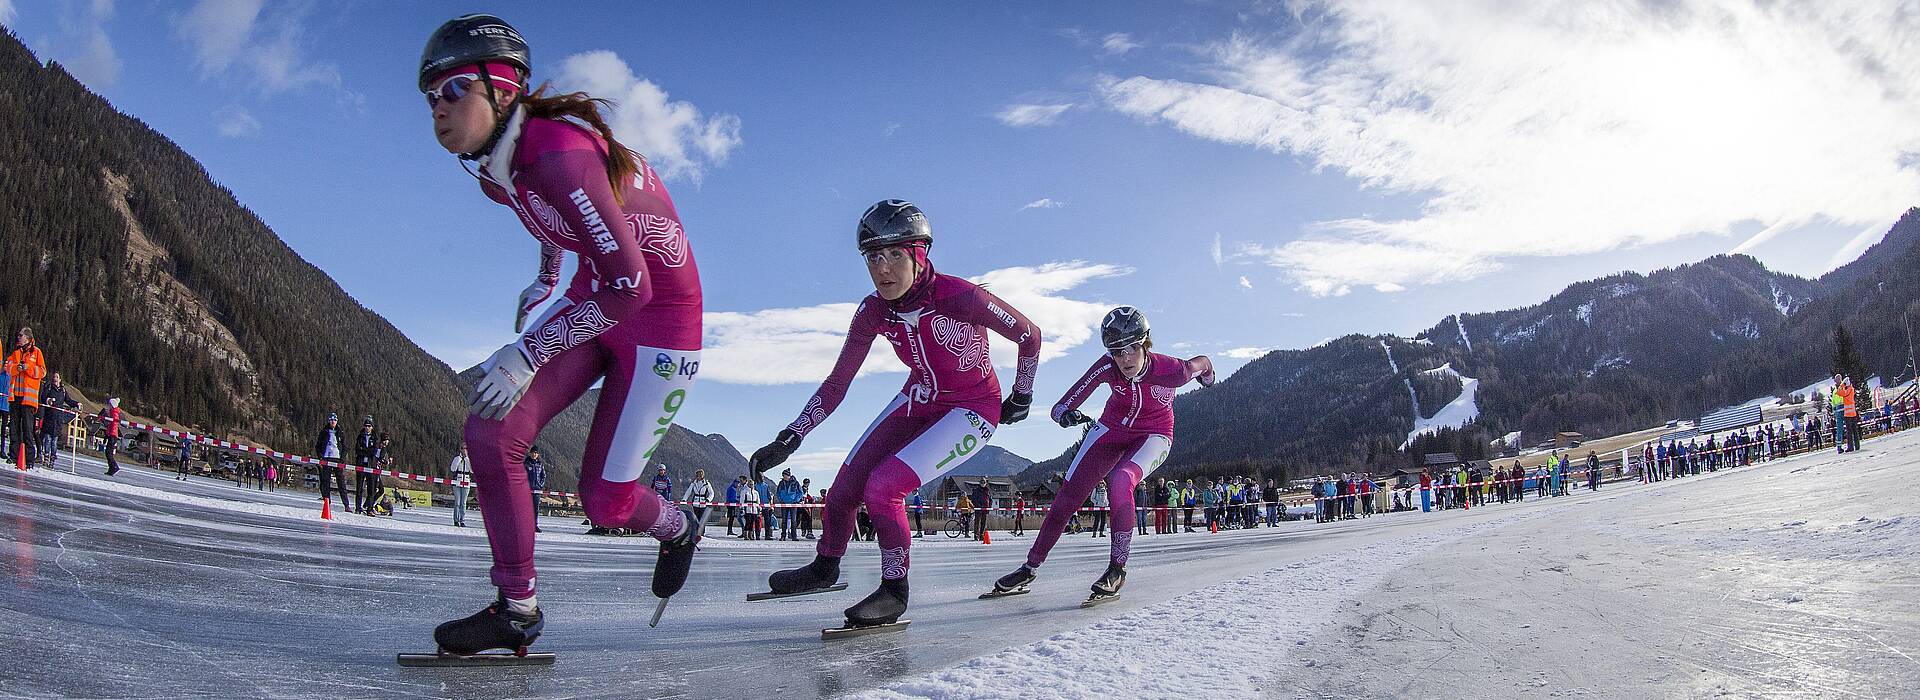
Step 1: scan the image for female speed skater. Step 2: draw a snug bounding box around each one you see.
[416,14,704,659]
[747,199,1043,634]
[985,307,1213,605]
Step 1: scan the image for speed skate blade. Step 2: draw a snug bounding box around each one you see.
[1081,594,1120,608]
[649,598,668,628]
[746,582,848,602]
[821,620,910,640]
[396,652,556,667]
[978,587,1030,599]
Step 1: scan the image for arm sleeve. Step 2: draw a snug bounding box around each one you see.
[537,243,563,286]
[785,301,881,439]
[516,149,654,369]
[1051,357,1113,423]
[956,286,1042,394]
[1143,352,1200,388]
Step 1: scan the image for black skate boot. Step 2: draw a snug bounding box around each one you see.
[750,554,846,601]
[1083,563,1126,607]
[430,595,545,656]
[820,577,912,638]
[648,509,704,627]
[981,565,1035,599]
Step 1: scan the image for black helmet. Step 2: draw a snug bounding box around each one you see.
[419,14,530,92]
[856,200,933,252]
[1101,306,1150,350]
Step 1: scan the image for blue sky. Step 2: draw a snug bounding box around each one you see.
[8,1,1918,487]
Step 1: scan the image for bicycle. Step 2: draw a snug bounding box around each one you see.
[944,515,969,539]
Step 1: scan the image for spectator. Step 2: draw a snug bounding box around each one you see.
[366,432,393,515]
[1089,481,1109,537]
[7,326,46,466]
[651,465,673,501]
[353,417,378,515]
[526,445,547,533]
[756,472,776,540]
[799,478,816,538]
[776,469,803,541]
[684,468,715,529]
[1182,478,1198,531]
[971,479,991,541]
[956,490,975,537]
[1151,477,1170,534]
[312,413,352,511]
[36,372,76,466]
[265,460,277,492]
[910,491,926,538]
[101,398,122,476]
[0,359,10,458]
[740,478,762,541]
[450,445,473,527]
[175,434,193,481]
[1011,493,1027,536]
[1136,482,1150,535]
[1200,478,1221,530]
[856,503,875,541]
[724,476,741,536]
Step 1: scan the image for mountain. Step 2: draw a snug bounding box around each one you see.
[912,445,1034,500]
[0,30,748,491]
[1019,208,1920,487]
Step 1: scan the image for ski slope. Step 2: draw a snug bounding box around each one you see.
[6,433,1918,699]
[1404,362,1482,447]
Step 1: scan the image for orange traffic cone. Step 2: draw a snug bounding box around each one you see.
[1210,519,1217,533]
[320,497,333,520]
[14,444,24,470]
[981,528,991,545]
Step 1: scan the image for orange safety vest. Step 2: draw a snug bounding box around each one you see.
[5,345,46,407]
[1838,383,1859,418]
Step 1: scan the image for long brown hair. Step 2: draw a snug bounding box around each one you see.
[522,82,645,203]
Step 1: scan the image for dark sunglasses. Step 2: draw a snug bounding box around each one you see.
[425,74,481,108]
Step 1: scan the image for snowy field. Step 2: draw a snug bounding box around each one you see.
[3,431,1916,699]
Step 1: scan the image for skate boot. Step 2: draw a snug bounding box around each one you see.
[769,555,842,594]
[981,565,1035,598]
[432,595,544,656]
[1083,563,1126,607]
[648,509,704,627]
[844,577,909,627]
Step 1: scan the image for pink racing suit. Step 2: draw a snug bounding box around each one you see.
[789,271,1040,580]
[463,107,702,599]
[1026,352,1198,570]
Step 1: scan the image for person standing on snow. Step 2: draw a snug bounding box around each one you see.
[102,398,123,476]
[7,327,47,466]
[683,469,715,530]
[451,445,474,528]
[747,200,1044,631]
[313,413,352,512]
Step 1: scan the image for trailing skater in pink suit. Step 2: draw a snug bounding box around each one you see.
[417,14,704,657]
[749,200,1044,630]
[987,307,1213,603]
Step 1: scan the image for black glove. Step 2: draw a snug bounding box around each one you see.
[1000,392,1033,425]
[1055,409,1091,428]
[750,429,802,472]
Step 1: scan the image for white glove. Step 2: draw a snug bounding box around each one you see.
[469,344,538,420]
[514,280,556,333]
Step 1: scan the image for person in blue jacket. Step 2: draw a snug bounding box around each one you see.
[525,445,548,533]
[775,469,804,540]
[724,477,741,536]
[756,472,775,539]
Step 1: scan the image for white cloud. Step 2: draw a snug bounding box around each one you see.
[996,103,1073,128]
[774,448,849,487]
[554,50,742,184]
[1222,347,1272,360]
[1237,275,1252,289]
[1100,1,1920,296]
[175,0,349,98]
[37,0,119,88]
[1,0,18,28]
[1101,32,1142,56]
[1020,198,1065,211]
[213,105,260,137]
[701,261,1130,385]
[1211,233,1224,266]
[1827,218,1896,271]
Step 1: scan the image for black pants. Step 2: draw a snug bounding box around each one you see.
[973,511,988,540]
[1846,416,1862,451]
[726,506,738,534]
[800,508,813,537]
[10,402,36,464]
[355,471,379,513]
[1092,510,1107,535]
[913,508,923,535]
[320,466,352,509]
[104,438,119,473]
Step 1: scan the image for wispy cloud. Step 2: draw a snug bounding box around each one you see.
[1099,1,1920,296]
[35,0,119,88]
[701,261,1130,385]
[175,0,354,103]
[996,103,1073,128]
[0,0,18,29]
[1238,275,1252,289]
[556,50,743,184]
[1222,346,1272,360]
[1020,198,1065,211]
[1211,233,1225,266]
[1101,32,1142,56]
[213,105,260,137]
[1828,218,1896,271]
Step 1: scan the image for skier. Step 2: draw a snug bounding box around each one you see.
[411,13,705,662]
[746,199,1043,637]
[986,307,1213,605]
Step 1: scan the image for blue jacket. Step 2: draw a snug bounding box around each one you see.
[650,473,672,498]
[756,480,772,504]
[725,482,739,503]
[0,371,10,412]
[776,478,803,504]
[525,456,547,490]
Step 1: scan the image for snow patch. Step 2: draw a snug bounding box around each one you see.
[1404,363,1481,447]
[1497,315,1550,344]
[1379,339,1400,374]
[1454,314,1473,352]
[1575,300,1594,325]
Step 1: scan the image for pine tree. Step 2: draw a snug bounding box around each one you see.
[1832,325,1869,390]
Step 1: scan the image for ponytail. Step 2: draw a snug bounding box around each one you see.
[521,82,645,203]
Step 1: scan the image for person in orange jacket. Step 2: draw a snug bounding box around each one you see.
[1837,376,1862,452]
[7,327,47,465]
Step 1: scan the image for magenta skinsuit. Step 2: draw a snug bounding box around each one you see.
[1027,352,1197,569]
[465,109,703,599]
[789,272,1041,580]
